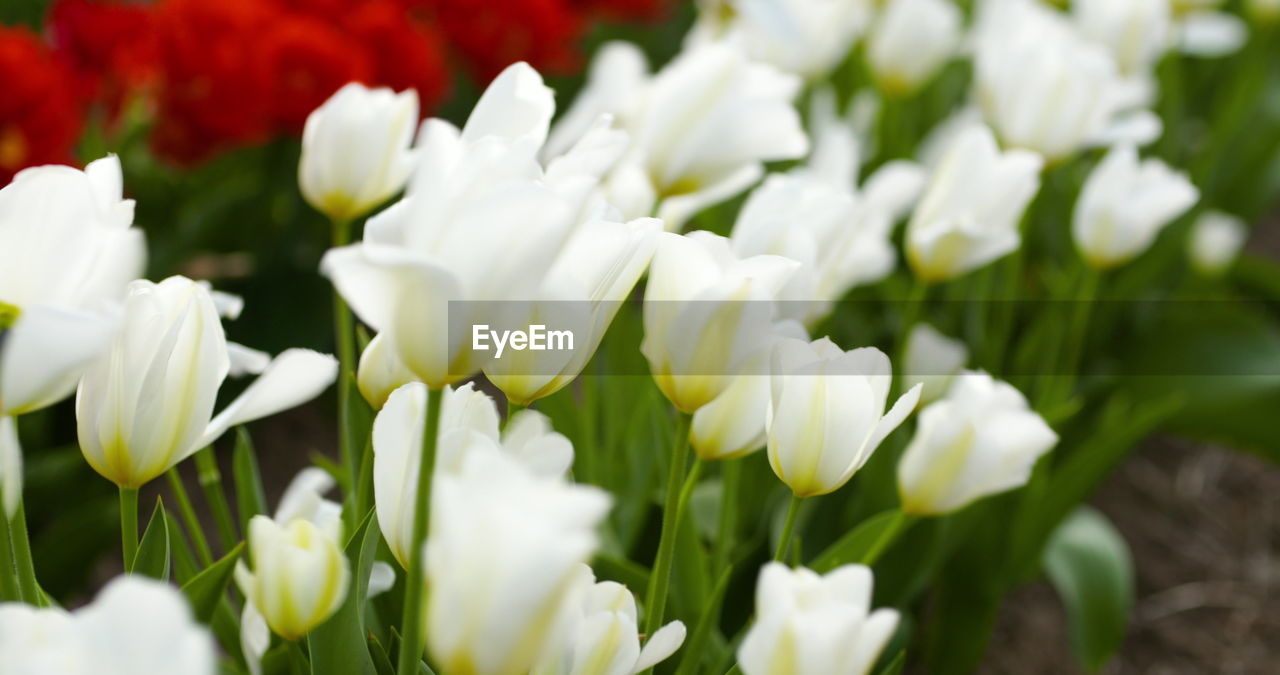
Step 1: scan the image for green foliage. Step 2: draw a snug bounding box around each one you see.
[1044,507,1135,672]
[131,499,171,581]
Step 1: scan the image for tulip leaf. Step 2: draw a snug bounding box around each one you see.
[676,564,733,675]
[131,498,170,581]
[368,633,395,675]
[181,542,245,624]
[232,427,268,534]
[1044,506,1134,672]
[876,651,906,675]
[591,553,651,591]
[308,510,378,675]
[811,509,914,573]
[166,510,201,585]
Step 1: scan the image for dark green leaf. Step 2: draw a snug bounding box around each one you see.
[811,509,913,572]
[590,553,650,591]
[1044,507,1134,672]
[676,564,733,675]
[876,651,906,675]
[233,427,268,535]
[368,634,395,675]
[131,499,170,581]
[308,510,379,675]
[166,510,201,584]
[181,542,245,624]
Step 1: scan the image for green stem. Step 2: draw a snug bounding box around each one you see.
[643,412,694,637]
[288,639,309,675]
[194,447,239,554]
[711,459,741,574]
[773,495,803,562]
[8,502,38,603]
[332,217,358,533]
[396,387,443,675]
[165,468,214,566]
[0,509,21,601]
[120,487,139,570]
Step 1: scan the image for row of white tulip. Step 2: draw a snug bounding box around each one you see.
[0,0,1262,673]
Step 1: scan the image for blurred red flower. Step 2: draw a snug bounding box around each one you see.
[48,0,159,118]
[346,0,451,113]
[0,26,85,184]
[411,0,585,82]
[260,13,373,132]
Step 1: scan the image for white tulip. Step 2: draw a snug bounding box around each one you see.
[0,156,145,515]
[906,125,1043,283]
[688,0,872,79]
[738,563,899,675]
[299,83,419,223]
[550,42,808,230]
[902,323,968,405]
[867,0,962,96]
[975,0,1157,162]
[643,231,800,413]
[898,372,1058,515]
[1177,11,1249,56]
[236,514,349,641]
[324,63,623,389]
[373,382,573,567]
[1073,144,1198,269]
[767,337,920,497]
[1072,0,1173,76]
[0,576,215,675]
[357,332,419,410]
[535,565,687,675]
[690,320,807,461]
[75,276,337,488]
[1188,211,1248,276]
[486,216,662,405]
[427,450,611,675]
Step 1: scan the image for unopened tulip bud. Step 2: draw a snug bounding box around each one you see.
[237,515,349,641]
[1188,211,1248,276]
[738,563,898,675]
[767,338,920,497]
[867,0,962,96]
[299,83,419,223]
[898,372,1058,515]
[1073,144,1198,269]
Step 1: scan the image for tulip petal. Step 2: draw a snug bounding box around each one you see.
[634,620,688,673]
[848,608,900,675]
[462,62,555,147]
[867,383,922,453]
[369,562,397,598]
[0,305,117,416]
[197,350,338,453]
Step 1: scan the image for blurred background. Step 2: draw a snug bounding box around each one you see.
[1,1,1277,673]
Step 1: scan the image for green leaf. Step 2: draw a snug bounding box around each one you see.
[233,427,268,535]
[307,510,379,675]
[876,651,906,675]
[368,633,395,675]
[181,542,245,624]
[166,510,201,584]
[676,564,733,675]
[810,509,913,572]
[590,553,650,591]
[131,498,170,580]
[1044,507,1134,672]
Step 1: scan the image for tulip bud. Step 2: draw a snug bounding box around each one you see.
[299,83,419,223]
[688,0,871,80]
[906,125,1042,283]
[373,382,573,568]
[867,0,962,97]
[1073,144,1198,269]
[902,323,968,405]
[427,451,611,675]
[643,231,800,414]
[767,338,920,497]
[1188,211,1248,277]
[236,515,349,641]
[536,565,687,675]
[898,372,1058,516]
[738,563,899,675]
[1072,0,1172,76]
[357,333,419,410]
[76,277,338,488]
[0,576,216,675]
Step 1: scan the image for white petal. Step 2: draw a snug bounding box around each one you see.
[1179,12,1247,57]
[197,350,338,452]
[633,621,687,673]
[368,562,397,598]
[0,305,118,416]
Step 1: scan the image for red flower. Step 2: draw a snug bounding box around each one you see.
[150,0,279,163]
[346,0,451,113]
[413,0,586,83]
[47,0,160,117]
[0,26,84,184]
[259,13,373,132]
